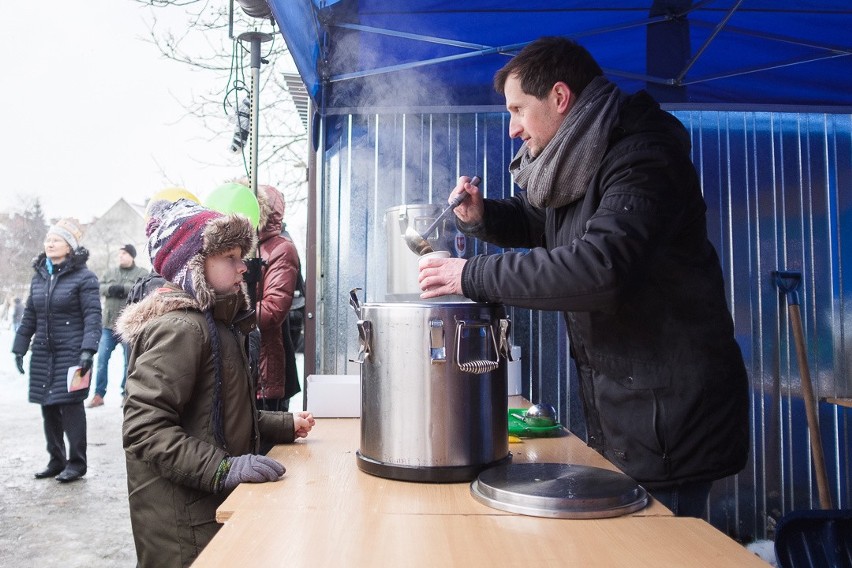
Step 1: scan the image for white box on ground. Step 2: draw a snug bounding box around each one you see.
[305,374,360,417]
[507,345,522,396]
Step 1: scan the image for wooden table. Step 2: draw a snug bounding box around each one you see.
[196,404,768,567]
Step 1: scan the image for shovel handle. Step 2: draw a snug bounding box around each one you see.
[772,270,802,306]
[787,303,833,509]
[774,269,832,507]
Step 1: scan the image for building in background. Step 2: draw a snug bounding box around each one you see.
[85,198,149,278]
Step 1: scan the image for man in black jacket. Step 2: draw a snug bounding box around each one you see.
[418,37,749,517]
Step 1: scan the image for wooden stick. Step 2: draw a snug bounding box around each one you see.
[788,304,833,509]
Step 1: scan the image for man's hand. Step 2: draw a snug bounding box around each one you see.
[450,175,485,225]
[107,284,127,299]
[418,257,467,299]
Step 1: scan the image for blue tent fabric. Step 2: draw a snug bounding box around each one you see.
[266,1,852,113]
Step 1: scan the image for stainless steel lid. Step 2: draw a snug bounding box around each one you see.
[470,462,648,519]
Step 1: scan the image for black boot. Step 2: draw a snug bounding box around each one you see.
[34,466,64,479]
[55,468,86,483]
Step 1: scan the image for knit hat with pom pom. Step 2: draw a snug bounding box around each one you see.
[145,198,255,310]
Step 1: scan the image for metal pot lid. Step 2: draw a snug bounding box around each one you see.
[470,462,648,519]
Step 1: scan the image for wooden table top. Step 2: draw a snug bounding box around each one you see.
[199,510,767,567]
[194,404,768,567]
[215,414,669,522]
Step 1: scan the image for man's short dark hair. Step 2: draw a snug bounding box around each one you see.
[493,37,603,99]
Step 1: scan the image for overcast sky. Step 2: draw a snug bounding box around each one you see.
[1,1,269,225]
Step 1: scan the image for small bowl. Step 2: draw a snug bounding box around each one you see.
[523,403,557,428]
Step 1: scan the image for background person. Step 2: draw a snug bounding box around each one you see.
[418,37,749,517]
[12,218,102,482]
[12,297,24,332]
[88,244,148,408]
[117,198,314,567]
[280,222,305,414]
[0,296,10,327]
[253,184,301,413]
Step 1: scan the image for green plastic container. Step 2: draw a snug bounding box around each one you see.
[508,408,562,437]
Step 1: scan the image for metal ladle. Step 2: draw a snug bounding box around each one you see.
[403,176,481,256]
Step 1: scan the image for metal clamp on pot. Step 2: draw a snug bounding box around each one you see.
[349,288,512,482]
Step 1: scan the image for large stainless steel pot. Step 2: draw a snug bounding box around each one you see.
[350,289,512,482]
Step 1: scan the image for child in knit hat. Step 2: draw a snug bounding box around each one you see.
[116,198,315,567]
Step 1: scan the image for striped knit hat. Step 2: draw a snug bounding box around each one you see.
[47,218,84,251]
[145,198,255,311]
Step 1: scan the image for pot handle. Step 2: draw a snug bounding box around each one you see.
[498,318,514,361]
[396,206,410,237]
[349,319,372,364]
[348,288,371,363]
[455,320,500,374]
[349,287,362,318]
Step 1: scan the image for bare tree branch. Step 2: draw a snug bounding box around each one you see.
[131,0,308,205]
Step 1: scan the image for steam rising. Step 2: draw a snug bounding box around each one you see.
[329,30,462,113]
[320,28,498,301]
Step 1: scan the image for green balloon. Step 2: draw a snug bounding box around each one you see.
[204,182,260,228]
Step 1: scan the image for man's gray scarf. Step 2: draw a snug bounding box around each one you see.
[509,76,622,208]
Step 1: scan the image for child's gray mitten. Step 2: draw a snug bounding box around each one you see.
[220,454,285,491]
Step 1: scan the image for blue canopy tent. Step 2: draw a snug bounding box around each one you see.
[267,0,852,113]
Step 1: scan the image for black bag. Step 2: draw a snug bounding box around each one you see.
[287,269,306,353]
[281,267,305,403]
[126,271,167,305]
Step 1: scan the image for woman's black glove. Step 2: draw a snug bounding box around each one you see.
[79,351,95,375]
[14,355,25,375]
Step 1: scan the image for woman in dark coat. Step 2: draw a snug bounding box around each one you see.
[12,218,102,482]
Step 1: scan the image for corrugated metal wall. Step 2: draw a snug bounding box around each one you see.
[313,109,852,541]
